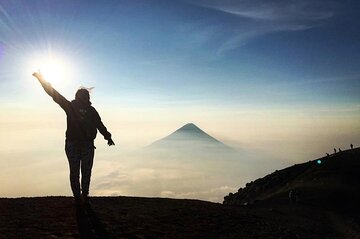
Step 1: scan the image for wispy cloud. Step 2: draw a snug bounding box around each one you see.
[190,0,336,21]
[184,0,339,54]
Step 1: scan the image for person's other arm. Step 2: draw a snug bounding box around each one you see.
[32,71,71,112]
[93,109,115,146]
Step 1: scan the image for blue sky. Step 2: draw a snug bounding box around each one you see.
[0,0,359,199]
[1,0,359,108]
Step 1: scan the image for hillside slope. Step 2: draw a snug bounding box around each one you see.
[223,148,360,213]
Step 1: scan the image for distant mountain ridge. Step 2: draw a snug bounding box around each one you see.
[148,123,233,152]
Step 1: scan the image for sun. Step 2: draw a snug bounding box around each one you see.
[28,53,74,88]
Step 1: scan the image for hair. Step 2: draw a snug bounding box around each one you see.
[75,86,94,103]
[75,88,90,102]
[79,86,94,92]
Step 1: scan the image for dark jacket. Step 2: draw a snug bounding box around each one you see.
[39,80,111,142]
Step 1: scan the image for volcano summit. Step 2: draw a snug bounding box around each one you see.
[149,123,233,153]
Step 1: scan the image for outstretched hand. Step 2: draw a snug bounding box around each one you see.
[32,71,45,81]
[107,138,115,146]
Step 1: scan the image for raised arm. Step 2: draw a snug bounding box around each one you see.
[32,71,71,112]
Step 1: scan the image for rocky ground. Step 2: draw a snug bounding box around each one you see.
[0,196,358,239]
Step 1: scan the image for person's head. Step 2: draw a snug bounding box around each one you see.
[75,88,90,103]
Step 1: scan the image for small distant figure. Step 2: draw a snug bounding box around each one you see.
[289,189,299,203]
[338,148,342,152]
[334,148,337,154]
[351,144,353,149]
[326,153,329,157]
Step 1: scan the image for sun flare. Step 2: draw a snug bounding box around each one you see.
[28,54,74,87]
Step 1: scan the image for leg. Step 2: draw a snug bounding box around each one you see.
[65,142,81,199]
[80,143,95,197]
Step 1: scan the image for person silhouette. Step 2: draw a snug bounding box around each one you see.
[351,144,353,149]
[334,148,337,154]
[32,71,115,205]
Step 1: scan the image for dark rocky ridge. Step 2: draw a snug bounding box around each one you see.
[223,148,360,214]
